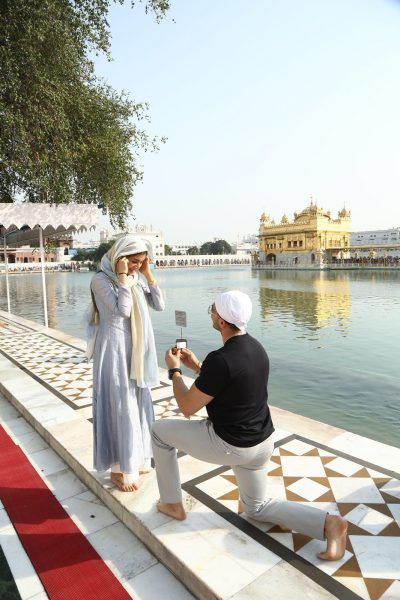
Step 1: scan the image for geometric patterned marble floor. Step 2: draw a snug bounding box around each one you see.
[183,435,400,600]
[1,313,400,599]
[0,316,189,421]
[0,317,93,410]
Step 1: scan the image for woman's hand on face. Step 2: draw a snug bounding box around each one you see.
[117,257,129,275]
[139,257,152,278]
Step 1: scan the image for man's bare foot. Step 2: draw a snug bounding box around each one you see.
[110,472,139,492]
[139,468,152,474]
[318,515,348,560]
[157,501,186,521]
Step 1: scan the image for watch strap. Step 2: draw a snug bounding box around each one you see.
[168,368,182,380]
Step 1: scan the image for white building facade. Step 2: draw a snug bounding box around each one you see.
[169,243,198,255]
[103,224,166,258]
[131,225,165,258]
[236,242,258,256]
[350,228,400,259]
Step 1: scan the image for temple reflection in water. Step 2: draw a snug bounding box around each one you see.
[257,270,351,333]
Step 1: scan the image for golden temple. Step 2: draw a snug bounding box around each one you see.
[257,199,351,267]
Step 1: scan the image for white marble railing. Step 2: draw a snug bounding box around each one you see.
[154,254,251,268]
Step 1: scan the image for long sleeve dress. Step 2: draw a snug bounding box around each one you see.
[91,271,165,475]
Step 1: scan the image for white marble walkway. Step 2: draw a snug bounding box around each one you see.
[0,310,400,600]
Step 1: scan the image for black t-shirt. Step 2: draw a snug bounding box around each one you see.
[195,334,274,447]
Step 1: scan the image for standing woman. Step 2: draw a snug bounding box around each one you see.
[87,234,165,491]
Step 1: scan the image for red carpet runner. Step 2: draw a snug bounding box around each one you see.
[0,426,131,599]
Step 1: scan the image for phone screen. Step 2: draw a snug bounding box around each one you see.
[175,338,187,349]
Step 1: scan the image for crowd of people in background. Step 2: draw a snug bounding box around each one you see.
[0,263,96,273]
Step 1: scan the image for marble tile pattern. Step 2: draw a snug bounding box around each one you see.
[0,317,192,421]
[2,314,400,600]
[0,321,92,407]
[192,438,400,600]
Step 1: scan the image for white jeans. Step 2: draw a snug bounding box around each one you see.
[151,418,326,540]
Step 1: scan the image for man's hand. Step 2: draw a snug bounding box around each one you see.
[180,348,201,373]
[165,348,181,369]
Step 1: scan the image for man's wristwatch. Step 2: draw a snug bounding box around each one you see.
[168,368,182,380]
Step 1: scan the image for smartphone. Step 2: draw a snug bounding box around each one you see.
[175,338,187,349]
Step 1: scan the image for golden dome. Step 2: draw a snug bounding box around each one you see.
[339,207,351,218]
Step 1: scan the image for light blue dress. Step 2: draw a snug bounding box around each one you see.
[91,272,165,474]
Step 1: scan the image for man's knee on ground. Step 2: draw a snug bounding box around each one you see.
[241,498,264,520]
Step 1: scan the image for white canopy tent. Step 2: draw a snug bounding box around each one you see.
[0,203,98,326]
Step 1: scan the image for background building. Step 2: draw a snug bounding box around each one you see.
[168,243,199,255]
[231,234,258,256]
[123,224,165,258]
[349,228,400,260]
[92,224,165,258]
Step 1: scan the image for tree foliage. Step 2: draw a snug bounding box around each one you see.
[200,240,232,255]
[92,241,114,262]
[187,245,199,255]
[199,242,213,255]
[0,0,170,227]
[164,244,173,255]
[74,248,95,262]
[213,239,232,254]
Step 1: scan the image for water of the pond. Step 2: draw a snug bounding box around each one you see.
[1,267,399,448]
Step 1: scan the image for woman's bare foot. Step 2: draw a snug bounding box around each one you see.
[157,501,186,521]
[139,460,152,475]
[110,472,139,492]
[318,515,348,560]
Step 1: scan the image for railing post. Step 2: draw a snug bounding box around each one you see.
[4,236,11,313]
[39,227,49,327]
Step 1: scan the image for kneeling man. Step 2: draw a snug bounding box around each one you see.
[151,290,347,560]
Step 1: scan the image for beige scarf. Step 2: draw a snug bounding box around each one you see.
[128,273,145,386]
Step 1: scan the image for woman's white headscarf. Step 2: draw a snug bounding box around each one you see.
[101,234,152,279]
[86,234,157,388]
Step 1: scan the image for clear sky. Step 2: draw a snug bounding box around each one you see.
[88,0,400,244]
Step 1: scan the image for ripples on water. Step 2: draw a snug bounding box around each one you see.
[1,268,399,448]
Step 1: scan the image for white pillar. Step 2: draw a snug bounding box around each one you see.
[38,227,49,327]
[3,236,11,313]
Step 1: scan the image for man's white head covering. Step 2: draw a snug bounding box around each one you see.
[214,290,252,332]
